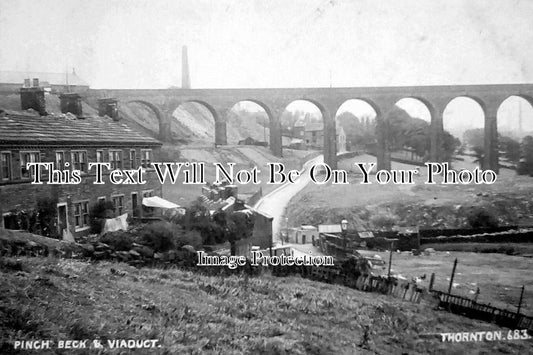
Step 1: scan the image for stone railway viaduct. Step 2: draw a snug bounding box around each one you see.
[86,84,533,173]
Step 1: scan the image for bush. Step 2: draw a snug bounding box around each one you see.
[174,229,203,250]
[100,231,134,251]
[370,212,398,231]
[139,221,178,252]
[467,208,498,229]
[137,221,204,252]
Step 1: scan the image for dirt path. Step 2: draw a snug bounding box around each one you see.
[254,154,324,244]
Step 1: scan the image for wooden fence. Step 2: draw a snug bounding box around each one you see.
[271,264,425,304]
[435,291,533,332]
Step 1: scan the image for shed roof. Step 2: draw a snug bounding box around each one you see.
[318,224,342,233]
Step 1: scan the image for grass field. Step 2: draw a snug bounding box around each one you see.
[369,250,533,316]
[2,257,531,354]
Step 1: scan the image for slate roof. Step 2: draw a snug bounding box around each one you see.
[0,112,161,147]
[0,71,89,87]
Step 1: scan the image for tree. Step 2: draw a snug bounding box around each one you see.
[226,211,255,255]
[518,136,533,176]
[337,112,376,150]
[386,106,459,161]
[182,198,224,244]
[499,136,521,163]
[463,128,485,151]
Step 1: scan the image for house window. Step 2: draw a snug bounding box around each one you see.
[141,149,152,168]
[109,150,123,170]
[71,151,87,172]
[55,151,65,170]
[20,151,40,179]
[129,149,137,169]
[1,152,11,180]
[96,150,104,163]
[112,195,124,216]
[73,200,90,229]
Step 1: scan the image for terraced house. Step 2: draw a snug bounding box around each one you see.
[0,104,163,240]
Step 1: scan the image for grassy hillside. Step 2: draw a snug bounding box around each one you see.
[118,101,268,146]
[286,154,533,230]
[1,257,530,354]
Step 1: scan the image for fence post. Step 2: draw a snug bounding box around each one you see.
[429,273,435,292]
[517,285,525,316]
[447,258,458,294]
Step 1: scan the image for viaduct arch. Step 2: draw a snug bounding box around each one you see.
[87,84,533,173]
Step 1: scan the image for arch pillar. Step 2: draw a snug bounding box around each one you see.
[159,113,172,142]
[128,100,172,143]
[322,102,340,170]
[429,100,448,163]
[484,103,499,173]
[323,112,337,170]
[374,100,396,171]
[268,103,285,157]
[215,120,228,146]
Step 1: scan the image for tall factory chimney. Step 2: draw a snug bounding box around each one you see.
[181,45,191,89]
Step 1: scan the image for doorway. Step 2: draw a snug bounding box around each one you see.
[57,203,68,237]
[131,192,138,217]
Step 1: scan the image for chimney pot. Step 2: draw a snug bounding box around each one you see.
[32,78,39,87]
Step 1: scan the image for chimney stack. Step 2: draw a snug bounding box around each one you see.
[59,93,83,117]
[20,78,46,115]
[20,87,46,115]
[98,98,120,121]
[181,45,191,89]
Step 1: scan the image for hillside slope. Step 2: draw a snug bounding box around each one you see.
[1,257,529,354]
[118,101,269,145]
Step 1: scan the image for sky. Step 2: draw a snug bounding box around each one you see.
[1,0,533,131]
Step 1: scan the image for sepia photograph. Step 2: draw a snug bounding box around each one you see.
[1,0,532,353]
